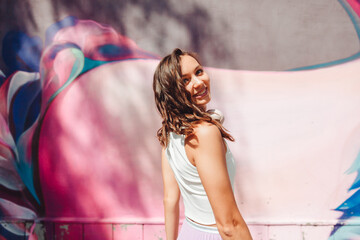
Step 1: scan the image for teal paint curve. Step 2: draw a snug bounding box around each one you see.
[339,0,360,40]
[48,48,85,104]
[288,51,360,71]
[288,0,360,71]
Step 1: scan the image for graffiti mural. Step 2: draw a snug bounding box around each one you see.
[0,17,160,239]
[0,0,360,239]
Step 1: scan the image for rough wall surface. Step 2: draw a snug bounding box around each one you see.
[0,1,360,239]
[0,0,359,71]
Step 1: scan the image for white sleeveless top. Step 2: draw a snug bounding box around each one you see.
[165,132,236,225]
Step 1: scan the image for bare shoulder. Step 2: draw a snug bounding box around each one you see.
[186,122,222,147]
[194,121,221,138]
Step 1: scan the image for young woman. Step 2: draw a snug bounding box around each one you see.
[153,48,252,240]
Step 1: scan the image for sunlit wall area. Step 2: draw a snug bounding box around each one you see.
[0,0,360,239]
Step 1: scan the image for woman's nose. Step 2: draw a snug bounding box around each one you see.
[192,76,203,88]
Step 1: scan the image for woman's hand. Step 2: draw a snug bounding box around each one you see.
[162,147,181,240]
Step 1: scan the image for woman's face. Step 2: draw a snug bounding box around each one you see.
[180,55,211,110]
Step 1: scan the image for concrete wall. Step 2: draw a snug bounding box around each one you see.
[0,0,359,71]
[1,1,360,239]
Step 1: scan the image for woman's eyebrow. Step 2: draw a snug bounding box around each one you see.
[181,65,201,77]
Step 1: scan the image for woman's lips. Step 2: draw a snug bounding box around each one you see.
[194,87,208,98]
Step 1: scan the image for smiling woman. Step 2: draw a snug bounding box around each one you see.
[153,48,253,240]
[153,48,233,147]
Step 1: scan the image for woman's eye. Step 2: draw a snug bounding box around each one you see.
[196,69,203,75]
[183,78,190,84]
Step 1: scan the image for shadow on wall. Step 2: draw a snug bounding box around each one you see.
[0,0,234,75]
[1,0,360,72]
[47,0,234,67]
[0,0,40,76]
[0,0,38,32]
[0,16,163,239]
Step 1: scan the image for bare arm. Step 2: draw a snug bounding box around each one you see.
[161,147,180,240]
[185,124,252,240]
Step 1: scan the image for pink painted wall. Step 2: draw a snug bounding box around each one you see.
[36,56,360,239]
[1,1,360,239]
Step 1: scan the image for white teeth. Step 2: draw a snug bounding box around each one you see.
[195,88,207,97]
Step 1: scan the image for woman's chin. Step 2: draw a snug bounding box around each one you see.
[197,93,210,101]
[195,98,211,111]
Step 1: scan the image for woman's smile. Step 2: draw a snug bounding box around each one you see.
[194,87,208,98]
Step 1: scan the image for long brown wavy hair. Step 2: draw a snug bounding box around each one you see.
[153,48,234,146]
